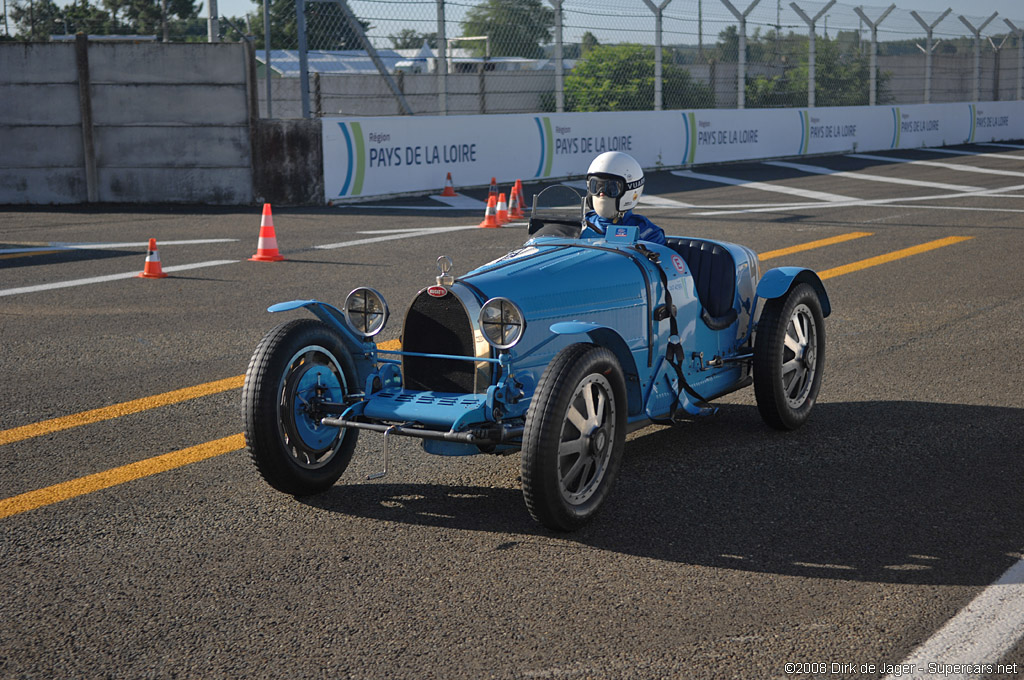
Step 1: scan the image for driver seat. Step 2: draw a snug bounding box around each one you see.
[665,238,738,331]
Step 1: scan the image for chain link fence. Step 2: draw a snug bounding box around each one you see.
[4,0,1021,115]
[185,0,1024,117]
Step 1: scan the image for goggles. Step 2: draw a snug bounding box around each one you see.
[587,175,625,199]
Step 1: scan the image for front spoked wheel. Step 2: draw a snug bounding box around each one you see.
[243,319,359,495]
[753,283,826,430]
[522,344,627,531]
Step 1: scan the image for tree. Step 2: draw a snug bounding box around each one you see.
[11,0,71,39]
[389,28,436,50]
[460,0,553,58]
[745,36,890,108]
[249,0,370,50]
[102,0,199,35]
[11,0,120,39]
[580,30,598,56]
[564,43,714,112]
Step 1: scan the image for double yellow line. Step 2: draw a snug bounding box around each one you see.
[0,233,971,520]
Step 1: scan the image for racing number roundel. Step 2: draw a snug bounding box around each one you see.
[671,254,686,274]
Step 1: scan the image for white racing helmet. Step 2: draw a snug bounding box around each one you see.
[586,151,645,219]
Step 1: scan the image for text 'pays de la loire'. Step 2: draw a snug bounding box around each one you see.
[554,134,633,155]
[697,129,759,145]
[368,142,478,168]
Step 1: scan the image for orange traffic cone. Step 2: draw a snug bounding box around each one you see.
[478,194,499,228]
[496,192,509,225]
[509,179,525,219]
[488,177,498,200]
[249,203,286,262]
[137,238,169,279]
[440,172,457,197]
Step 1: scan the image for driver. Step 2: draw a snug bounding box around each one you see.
[582,151,666,245]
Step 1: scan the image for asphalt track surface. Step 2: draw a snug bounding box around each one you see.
[2,144,1023,680]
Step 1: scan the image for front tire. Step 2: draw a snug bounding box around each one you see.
[521,344,627,531]
[753,283,825,430]
[243,319,359,495]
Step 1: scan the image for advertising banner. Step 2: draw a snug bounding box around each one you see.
[322,101,1024,203]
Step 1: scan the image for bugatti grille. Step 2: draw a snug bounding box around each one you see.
[403,290,480,393]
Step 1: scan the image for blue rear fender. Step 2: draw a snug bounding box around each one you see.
[755,267,831,317]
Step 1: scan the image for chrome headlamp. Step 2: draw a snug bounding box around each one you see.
[479,297,526,350]
[343,287,389,338]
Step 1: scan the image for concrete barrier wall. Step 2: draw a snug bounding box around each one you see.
[0,40,254,205]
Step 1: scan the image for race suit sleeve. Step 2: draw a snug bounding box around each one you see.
[629,214,667,245]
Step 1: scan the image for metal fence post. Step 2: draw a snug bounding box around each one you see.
[1006,19,1023,101]
[853,4,894,106]
[959,13,998,102]
[641,0,672,111]
[549,0,564,113]
[74,34,98,203]
[720,0,762,110]
[910,9,950,104]
[437,0,447,115]
[297,0,311,118]
[207,0,220,42]
[790,0,834,108]
[263,0,271,118]
[312,0,413,115]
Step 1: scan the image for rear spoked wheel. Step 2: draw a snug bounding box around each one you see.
[753,283,825,430]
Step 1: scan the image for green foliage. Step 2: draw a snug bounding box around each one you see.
[246,0,370,50]
[389,28,436,50]
[580,31,598,56]
[10,0,200,40]
[460,0,553,58]
[564,43,714,112]
[738,33,891,108]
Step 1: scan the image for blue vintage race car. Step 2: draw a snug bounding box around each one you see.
[243,185,830,531]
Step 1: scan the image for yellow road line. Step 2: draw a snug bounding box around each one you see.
[0,250,63,260]
[759,231,873,261]
[0,375,244,447]
[818,236,973,280]
[0,434,245,520]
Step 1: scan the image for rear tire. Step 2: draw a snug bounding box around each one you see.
[242,319,359,495]
[521,344,627,531]
[753,283,825,430]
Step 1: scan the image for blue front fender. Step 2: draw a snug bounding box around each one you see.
[549,321,643,415]
[755,267,831,317]
[268,299,378,385]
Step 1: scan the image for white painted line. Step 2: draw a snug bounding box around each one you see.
[919,147,1024,160]
[982,143,1024,150]
[315,225,483,250]
[884,558,1024,680]
[639,194,694,208]
[764,160,982,192]
[53,239,239,249]
[429,193,488,210]
[849,153,1024,178]
[672,169,857,202]
[691,183,1024,216]
[357,226,491,235]
[0,239,238,255]
[0,260,239,298]
[343,205,483,211]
